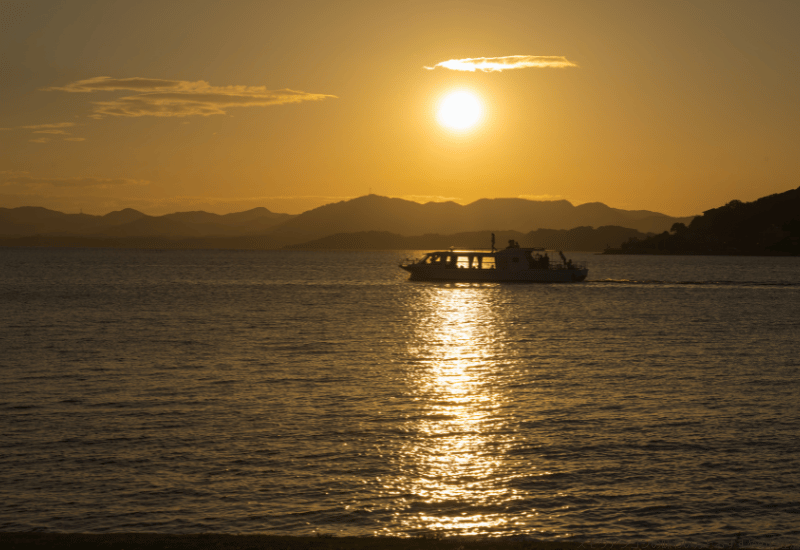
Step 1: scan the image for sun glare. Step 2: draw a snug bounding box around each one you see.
[436,90,483,131]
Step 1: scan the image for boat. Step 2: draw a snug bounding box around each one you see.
[399,237,588,282]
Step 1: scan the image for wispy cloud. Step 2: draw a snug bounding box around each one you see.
[21,122,77,130]
[46,77,190,93]
[0,122,76,131]
[1,122,82,142]
[2,176,149,188]
[44,76,337,118]
[401,194,463,204]
[64,137,87,142]
[425,55,577,72]
[518,194,564,201]
[32,129,70,135]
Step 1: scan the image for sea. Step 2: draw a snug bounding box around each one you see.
[1,247,799,546]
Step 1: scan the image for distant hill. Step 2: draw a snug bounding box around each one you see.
[285,226,651,252]
[0,234,290,250]
[0,206,129,235]
[96,215,203,238]
[265,195,692,243]
[0,206,294,238]
[0,195,691,249]
[605,186,800,255]
[102,208,148,226]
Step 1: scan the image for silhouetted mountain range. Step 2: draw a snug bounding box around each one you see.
[0,195,693,250]
[605,186,800,255]
[268,195,690,241]
[0,206,294,238]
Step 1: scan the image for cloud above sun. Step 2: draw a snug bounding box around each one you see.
[44,77,337,118]
[425,55,577,72]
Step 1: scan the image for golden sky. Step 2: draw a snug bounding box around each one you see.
[1,0,799,216]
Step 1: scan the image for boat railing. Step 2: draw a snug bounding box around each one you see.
[401,257,587,270]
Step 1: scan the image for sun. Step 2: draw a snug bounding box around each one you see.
[436,90,483,131]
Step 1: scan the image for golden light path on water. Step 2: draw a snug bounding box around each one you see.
[382,285,546,536]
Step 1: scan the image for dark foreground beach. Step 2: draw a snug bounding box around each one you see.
[2,534,785,550]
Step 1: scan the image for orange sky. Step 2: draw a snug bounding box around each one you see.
[2,1,799,216]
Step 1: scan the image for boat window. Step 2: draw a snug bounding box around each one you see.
[456,256,470,268]
[480,257,495,269]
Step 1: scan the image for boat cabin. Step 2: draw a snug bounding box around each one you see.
[418,247,558,271]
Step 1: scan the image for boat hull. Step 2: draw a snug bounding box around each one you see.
[400,265,588,282]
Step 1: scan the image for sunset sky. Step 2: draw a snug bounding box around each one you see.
[2,0,799,216]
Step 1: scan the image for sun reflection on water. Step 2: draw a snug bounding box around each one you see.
[382,285,532,536]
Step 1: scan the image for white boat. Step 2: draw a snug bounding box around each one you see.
[399,239,588,282]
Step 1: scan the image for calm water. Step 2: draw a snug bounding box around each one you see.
[1,248,799,546]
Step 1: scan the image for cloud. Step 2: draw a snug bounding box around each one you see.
[64,137,86,142]
[425,55,577,72]
[45,76,337,118]
[21,122,77,130]
[2,176,149,188]
[0,122,76,131]
[518,194,564,201]
[45,77,190,93]
[401,194,463,204]
[1,122,81,141]
[33,129,69,134]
